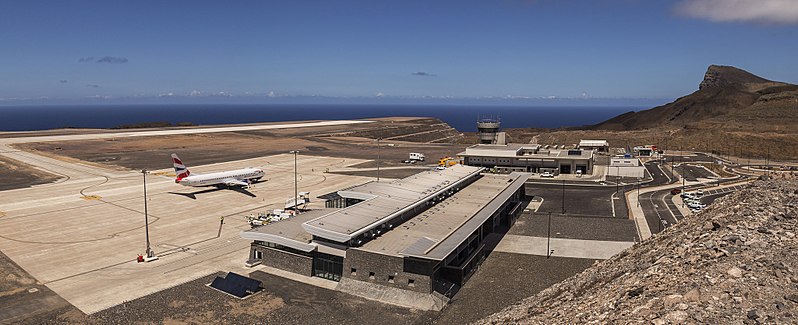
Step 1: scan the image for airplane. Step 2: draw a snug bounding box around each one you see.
[171,153,265,189]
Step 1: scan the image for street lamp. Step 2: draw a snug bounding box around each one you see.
[141,169,152,258]
[546,212,553,258]
[289,150,300,214]
[375,137,382,182]
[636,177,641,207]
[561,180,565,215]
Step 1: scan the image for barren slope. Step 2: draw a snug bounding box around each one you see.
[479,177,798,324]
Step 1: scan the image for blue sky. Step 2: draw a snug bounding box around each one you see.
[1,0,797,104]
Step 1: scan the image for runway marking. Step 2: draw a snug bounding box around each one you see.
[151,171,176,177]
[80,195,102,200]
[0,210,4,218]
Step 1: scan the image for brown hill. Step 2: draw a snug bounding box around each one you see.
[478,177,798,324]
[594,65,798,131]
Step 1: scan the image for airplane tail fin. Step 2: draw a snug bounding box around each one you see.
[171,153,191,180]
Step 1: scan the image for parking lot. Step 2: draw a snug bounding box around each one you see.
[524,183,627,218]
[699,183,750,205]
[674,164,716,181]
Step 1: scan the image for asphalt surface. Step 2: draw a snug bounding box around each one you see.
[665,152,715,163]
[639,189,683,235]
[700,183,750,205]
[509,212,639,242]
[525,183,627,218]
[644,161,675,187]
[674,164,716,182]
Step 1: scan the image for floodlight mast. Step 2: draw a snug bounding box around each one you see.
[142,169,152,258]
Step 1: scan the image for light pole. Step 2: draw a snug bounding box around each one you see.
[376,137,381,182]
[561,180,565,215]
[546,212,552,258]
[289,150,300,214]
[681,175,686,208]
[636,177,641,207]
[142,169,151,258]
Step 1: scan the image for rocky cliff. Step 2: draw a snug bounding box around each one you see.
[593,65,798,131]
[478,178,798,324]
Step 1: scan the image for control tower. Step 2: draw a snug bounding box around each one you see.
[477,118,501,144]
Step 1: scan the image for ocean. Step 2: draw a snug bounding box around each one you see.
[0,104,641,132]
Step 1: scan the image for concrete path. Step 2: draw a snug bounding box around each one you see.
[494,235,634,260]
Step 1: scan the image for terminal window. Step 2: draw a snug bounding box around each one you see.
[408,279,415,287]
[351,268,357,276]
[369,272,375,280]
[388,275,395,283]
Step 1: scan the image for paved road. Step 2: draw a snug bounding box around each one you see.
[644,161,674,187]
[639,189,683,235]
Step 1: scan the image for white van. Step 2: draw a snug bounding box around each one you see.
[409,152,425,161]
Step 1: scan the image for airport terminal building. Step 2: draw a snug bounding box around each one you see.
[458,143,595,175]
[240,165,529,297]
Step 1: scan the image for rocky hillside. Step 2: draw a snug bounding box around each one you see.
[479,178,798,324]
[594,65,798,131]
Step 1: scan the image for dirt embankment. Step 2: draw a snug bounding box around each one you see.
[479,178,798,324]
[0,156,62,191]
[0,250,74,324]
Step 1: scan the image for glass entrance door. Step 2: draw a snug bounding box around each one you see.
[313,253,343,281]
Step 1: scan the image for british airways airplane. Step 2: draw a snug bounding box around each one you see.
[171,153,264,188]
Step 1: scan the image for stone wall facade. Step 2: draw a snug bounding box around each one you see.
[253,245,313,276]
[342,248,432,294]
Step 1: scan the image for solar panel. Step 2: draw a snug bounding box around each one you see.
[209,272,262,298]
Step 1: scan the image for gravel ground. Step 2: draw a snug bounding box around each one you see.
[432,252,597,324]
[35,271,430,325]
[0,251,72,325]
[0,156,61,191]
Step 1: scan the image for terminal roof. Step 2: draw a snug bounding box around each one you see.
[360,172,529,260]
[302,164,484,243]
[240,209,334,252]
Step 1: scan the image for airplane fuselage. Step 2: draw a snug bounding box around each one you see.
[176,168,264,187]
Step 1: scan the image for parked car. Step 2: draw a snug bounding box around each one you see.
[670,189,682,195]
[541,171,554,178]
[696,189,704,196]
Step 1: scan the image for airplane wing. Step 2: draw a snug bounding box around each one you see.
[224,179,249,187]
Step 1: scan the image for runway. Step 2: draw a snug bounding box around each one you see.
[0,120,376,314]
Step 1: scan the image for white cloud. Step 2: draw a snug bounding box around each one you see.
[267,91,276,98]
[676,0,798,24]
[189,90,202,97]
[375,92,384,97]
